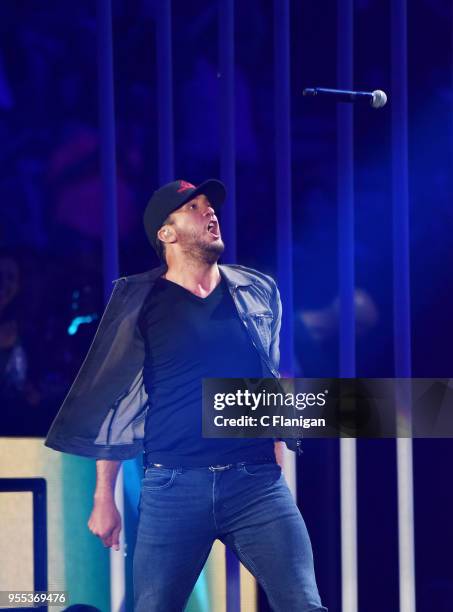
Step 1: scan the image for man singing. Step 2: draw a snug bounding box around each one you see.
[45,179,327,611]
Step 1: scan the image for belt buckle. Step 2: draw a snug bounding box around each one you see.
[209,464,233,471]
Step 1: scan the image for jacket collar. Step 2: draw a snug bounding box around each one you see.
[114,263,253,288]
[219,265,253,287]
[114,265,167,284]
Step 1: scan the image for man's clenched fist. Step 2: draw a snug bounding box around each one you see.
[88,498,122,550]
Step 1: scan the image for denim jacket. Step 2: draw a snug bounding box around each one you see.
[44,263,302,460]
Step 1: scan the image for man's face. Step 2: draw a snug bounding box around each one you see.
[166,194,225,263]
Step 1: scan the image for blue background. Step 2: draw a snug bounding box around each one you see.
[1,1,452,610]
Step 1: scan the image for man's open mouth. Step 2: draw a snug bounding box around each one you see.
[207,220,220,237]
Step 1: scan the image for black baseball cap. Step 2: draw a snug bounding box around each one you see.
[143,179,226,253]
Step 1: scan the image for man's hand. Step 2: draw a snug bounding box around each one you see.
[88,459,122,550]
[88,497,122,550]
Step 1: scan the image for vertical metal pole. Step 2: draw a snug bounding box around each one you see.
[156,0,174,184]
[391,1,416,610]
[274,0,296,518]
[337,1,358,611]
[96,1,125,611]
[97,0,119,299]
[274,0,294,379]
[218,2,241,610]
[219,0,236,264]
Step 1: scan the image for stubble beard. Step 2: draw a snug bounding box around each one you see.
[180,230,225,265]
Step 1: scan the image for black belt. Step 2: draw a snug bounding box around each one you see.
[143,456,276,472]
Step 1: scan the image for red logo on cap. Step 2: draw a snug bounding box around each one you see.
[177,180,195,193]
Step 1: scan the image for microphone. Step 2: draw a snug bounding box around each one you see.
[303,87,388,109]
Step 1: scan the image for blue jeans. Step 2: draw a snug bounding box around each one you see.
[133,462,327,612]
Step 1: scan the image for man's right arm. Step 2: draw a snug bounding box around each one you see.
[87,459,122,551]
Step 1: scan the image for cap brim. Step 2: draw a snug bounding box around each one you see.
[180,179,226,210]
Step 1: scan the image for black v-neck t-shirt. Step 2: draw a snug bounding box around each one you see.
[138,276,275,466]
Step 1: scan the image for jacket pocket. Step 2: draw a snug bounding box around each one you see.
[246,311,273,352]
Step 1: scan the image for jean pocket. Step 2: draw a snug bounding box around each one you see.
[142,466,177,490]
[241,463,281,478]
